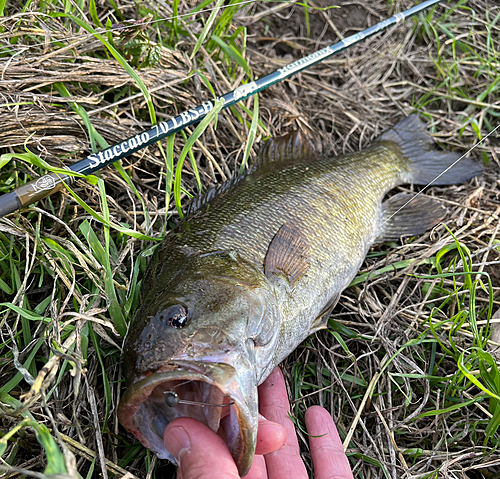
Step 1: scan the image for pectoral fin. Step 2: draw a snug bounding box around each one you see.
[264,223,310,287]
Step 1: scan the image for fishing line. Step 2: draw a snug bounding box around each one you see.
[0,0,260,55]
[388,123,499,221]
[171,379,197,391]
[164,390,234,407]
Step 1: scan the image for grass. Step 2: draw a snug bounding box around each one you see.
[0,0,499,478]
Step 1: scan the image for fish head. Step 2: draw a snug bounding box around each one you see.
[118,249,279,477]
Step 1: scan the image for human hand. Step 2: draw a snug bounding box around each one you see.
[163,409,286,479]
[163,367,354,479]
[248,367,353,479]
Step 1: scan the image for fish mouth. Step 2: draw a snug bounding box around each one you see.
[118,361,257,477]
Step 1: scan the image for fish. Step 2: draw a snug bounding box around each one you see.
[117,115,482,476]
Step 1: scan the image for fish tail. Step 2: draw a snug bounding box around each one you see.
[376,114,483,185]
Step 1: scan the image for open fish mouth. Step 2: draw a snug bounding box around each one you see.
[118,361,257,476]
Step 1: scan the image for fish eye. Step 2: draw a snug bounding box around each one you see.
[163,305,189,329]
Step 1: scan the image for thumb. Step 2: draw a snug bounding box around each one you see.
[164,417,240,479]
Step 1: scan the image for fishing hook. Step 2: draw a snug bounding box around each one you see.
[164,391,234,408]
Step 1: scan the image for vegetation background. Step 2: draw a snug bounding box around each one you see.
[0,0,499,477]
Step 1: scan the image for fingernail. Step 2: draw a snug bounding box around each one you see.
[164,425,191,463]
[258,414,268,421]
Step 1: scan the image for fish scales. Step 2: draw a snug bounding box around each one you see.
[152,144,410,370]
[118,115,483,477]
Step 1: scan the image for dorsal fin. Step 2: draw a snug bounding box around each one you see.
[187,174,247,215]
[187,130,315,215]
[258,129,315,164]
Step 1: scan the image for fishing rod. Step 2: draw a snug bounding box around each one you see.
[0,0,444,217]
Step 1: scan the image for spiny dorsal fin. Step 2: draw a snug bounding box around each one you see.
[187,174,247,215]
[264,222,310,287]
[187,130,315,215]
[376,193,447,243]
[258,129,315,164]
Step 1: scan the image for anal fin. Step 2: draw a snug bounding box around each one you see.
[377,193,446,242]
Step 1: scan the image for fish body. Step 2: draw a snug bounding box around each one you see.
[118,115,482,476]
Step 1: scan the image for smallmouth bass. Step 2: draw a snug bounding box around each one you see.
[118,115,482,476]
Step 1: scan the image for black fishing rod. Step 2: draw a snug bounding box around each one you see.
[0,0,444,217]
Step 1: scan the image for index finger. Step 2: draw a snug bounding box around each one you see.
[305,406,354,479]
[258,367,308,479]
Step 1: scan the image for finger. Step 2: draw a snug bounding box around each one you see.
[258,367,308,479]
[164,417,239,479]
[245,415,286,479]
[255,416,287,456]
[245,455,267,479]
[305,406,354,479]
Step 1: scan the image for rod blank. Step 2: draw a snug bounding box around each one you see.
[0,0,443,217]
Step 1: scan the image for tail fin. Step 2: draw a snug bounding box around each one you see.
[376,115,483,185]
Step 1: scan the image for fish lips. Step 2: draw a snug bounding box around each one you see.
[118,361,258,477]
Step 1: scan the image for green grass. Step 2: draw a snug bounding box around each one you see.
[0,1,257,476]
[289,232,498,473]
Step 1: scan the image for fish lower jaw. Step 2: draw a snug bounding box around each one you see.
[118,365,258,477]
